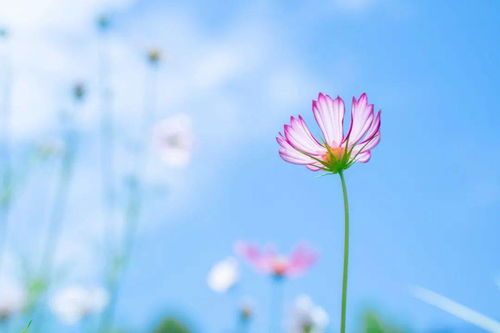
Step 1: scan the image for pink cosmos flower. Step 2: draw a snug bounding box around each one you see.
[277,93,381,173]
[235,241,317,278]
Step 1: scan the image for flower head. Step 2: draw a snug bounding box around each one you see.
[72,82,86,102]
[277,93,381,174]
[235,242,317,278]
[287,295,329,333]
[147,48,162,66]
[239,298,254,321]
[152,113,194,167]
[207,257,239,292]
[96,15,111,32]
[50,286,109,324]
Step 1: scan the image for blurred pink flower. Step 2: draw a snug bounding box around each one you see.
[277,93,381,173]
[235,241,317,278]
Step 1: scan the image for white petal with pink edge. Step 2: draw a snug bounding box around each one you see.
[346,93,374,144]
[284,116,324,156]
[312,93,345,148]
[277,134,322,166]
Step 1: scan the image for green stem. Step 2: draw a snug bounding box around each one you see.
[339,171,349,333]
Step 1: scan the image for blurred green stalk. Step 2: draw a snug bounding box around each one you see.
[99,175,142,333]
[98,46,160,333]
[39,113,77,275]
[0,36,13,274]
[97,16,117,260]
[31,94,83,332]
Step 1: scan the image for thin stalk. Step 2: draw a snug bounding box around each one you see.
[31,108,79,333]
[98,177,141,332]
[237,317,250,333]
[40,103,81,278]
[338,171,350,333]
[39,145,75,275]
[0,37,13,274]
[98,54,158,333]
[97,25,116,260]
[270,275,284,333]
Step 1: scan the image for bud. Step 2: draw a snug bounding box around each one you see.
[240,304,253,321]
[72,82,86,102]
[147,48,162,66]
[96,15,111,31]
[0,28,8,39]
[239,299,254,322]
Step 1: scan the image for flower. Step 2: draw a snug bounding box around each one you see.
[207,257,239,292]
[152,114,194,167]
[277,93,381,174]
[287,295,329,333]
[50,286,109,324]
[235,242,317,278]
[0,280,26,320]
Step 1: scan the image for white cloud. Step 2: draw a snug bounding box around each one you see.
[0,0,135,32]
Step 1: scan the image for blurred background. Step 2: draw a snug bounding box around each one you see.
[0,0,498,332]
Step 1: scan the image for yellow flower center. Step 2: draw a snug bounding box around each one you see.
[322,146,345,163]
[272,257,288,276]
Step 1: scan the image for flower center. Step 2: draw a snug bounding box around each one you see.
[322,146,345,163]
[272,257,288,276]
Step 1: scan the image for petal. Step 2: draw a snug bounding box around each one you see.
[284,116,324,156]
[236,242,279,274]
[353,151,371,163]
[287,244,317,276]
[349,133,380,163]
[363,133,381,152]
[277,133,317,165]
[312,93,345,147]
[360,110,381,144]
[234,241,260,262]
[346,93,374,144]
[306,164,323,171]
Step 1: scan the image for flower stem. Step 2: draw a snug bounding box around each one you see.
[270,275,284,333]
[338,171,349,333]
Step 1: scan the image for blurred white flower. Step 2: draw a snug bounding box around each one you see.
[0,280,26,319]
[152,113,194,167]
[287,295,329,333]
[207,257,239,293]
[50,286,109,324]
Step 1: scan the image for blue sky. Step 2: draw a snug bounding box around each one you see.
[1,0,499,332]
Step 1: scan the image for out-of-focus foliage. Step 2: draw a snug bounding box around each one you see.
[21,320,32,333]
[363,311,409,333]
[153,316,192,333]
